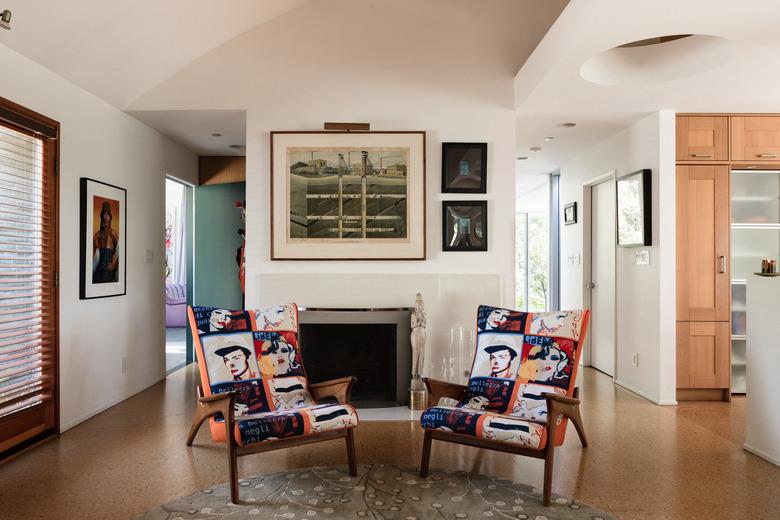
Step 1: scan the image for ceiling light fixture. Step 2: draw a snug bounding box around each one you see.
[544,137,554,142]
[211,133,222,137]
[558,122,576,128]
[0,10,11,30]
[530,147,542,153]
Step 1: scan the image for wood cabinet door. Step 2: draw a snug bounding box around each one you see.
[676,321,730,389]
[730,116,780,160]
[676,116,729,161]
[676,165,730,321]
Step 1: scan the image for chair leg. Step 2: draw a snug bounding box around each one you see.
[570,406,588,448]
[186,403,208,447]
[346,429,358,476]
[420,430,432,478]
[543,442,555,506]
[228,439,239,504]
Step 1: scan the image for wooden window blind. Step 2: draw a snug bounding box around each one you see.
[0,96,58,457]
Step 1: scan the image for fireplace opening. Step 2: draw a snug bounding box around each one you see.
[300,323,398,407]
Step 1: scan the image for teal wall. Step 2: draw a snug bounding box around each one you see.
[194,182,246,310]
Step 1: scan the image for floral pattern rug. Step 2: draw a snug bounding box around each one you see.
[135,464,616,520]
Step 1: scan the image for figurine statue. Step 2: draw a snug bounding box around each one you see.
[410,293,427,390]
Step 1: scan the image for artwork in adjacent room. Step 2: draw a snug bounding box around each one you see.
[271,131,426,260]
[442,200,487,251]
[616,169,651,247]
[563,202,577,225]
[80,178,127,299]
[441,142,487,193]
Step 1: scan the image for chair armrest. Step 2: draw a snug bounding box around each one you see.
[542,392,581,420]
[310,376,357,405]
[423,377,467,405]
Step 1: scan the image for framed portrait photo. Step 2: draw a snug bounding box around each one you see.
[442,200,487,252]
[563,202,577,225]
[270,131,426,260]
[616,169,651,247]
[441,142,487,193]
[79,178,127,299]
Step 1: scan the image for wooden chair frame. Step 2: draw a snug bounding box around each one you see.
[419,377,587,506]
[187,376,358,504]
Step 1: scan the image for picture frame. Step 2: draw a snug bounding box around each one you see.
[270,131,426,260]
[80,177,127,299]
[564,202,577,225]
[441,142,487,193]
[442,200,488,252]
[616,169,652,247]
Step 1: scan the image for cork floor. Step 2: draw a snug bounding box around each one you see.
[1,365,779,520]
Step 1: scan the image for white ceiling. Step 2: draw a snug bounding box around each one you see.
[0,0,308,109]
[514,0,780,175]
[127,110,246,156]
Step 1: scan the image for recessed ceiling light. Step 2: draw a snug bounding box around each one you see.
[530,147,542,153]
[544,137,554,142]
[0,10,11,30]
[211,133,222,137]
[517,156,529,160]
[558,122,576,128]
[228,144,245,149]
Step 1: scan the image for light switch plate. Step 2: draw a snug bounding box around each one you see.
[635,250,650,265]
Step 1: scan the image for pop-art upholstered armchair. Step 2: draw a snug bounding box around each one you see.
[420,306,590,506]
[186,303,359,503]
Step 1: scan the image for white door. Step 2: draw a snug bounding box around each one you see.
[590,179,616,376]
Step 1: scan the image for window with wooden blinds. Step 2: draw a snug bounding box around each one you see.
[0,96,58,458]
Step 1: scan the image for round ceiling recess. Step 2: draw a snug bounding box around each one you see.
[580,34,734,86]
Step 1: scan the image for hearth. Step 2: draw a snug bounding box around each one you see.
[299,308,412,407]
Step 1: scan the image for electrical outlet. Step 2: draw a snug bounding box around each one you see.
[632,353,639,367]
[122,356,128,373]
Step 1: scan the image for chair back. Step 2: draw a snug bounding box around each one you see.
[461,305,590,445]
[187,304,315,442]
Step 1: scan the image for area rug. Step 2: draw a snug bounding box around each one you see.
[135,464,616,520]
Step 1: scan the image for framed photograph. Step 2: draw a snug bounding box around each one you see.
[616,169,651,247]
[564,202,577,225]
[270,131,426,260]
[442,201,487,252]
[80,178,127,299]
[441,142,487,193]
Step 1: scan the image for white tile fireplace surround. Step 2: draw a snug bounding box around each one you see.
[255,273,503,384]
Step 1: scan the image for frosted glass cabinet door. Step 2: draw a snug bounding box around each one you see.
[731,171,780,224]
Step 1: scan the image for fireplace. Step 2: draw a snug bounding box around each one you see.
[299,308,412,407]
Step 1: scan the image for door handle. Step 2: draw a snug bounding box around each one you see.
[718,256,727,274]
[691,154,713,158]
[758,154,778,158]
[586,281,596,289]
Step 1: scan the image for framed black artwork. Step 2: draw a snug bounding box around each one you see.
[441,142,487,193]
[80,178,127,299]
[564,202,577,225]
[442,201,487,251]
[616,169,652,247]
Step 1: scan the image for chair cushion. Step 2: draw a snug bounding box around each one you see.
[236,403,359,447]
[420,406,547,450]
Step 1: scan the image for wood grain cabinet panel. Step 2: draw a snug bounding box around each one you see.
[676,321,730,389]
[676,116,729,161]
[730,116,780,161]
[676,165,730,321]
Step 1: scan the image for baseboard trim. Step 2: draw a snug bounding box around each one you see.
[614,379,676,406]
[743,443,780,467]
[60,374,166,432]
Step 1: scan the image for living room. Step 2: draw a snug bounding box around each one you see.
[1,1,779,519]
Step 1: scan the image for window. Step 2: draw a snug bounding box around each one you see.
[0,97,59,457]
[516,173,552,312]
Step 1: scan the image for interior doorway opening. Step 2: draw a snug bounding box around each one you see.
[165,177,191,373]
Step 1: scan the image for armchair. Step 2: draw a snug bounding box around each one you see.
[186,304,359,504]
[419,306,590,506]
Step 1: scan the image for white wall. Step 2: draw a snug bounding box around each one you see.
[0,44,198,430]
[128,0,567,376]
[558,111,676,404]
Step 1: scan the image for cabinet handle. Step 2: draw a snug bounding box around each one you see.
[691,154,713,158]
[719,256,727,274]
[758,154,778,158]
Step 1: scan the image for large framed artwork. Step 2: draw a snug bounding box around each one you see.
[270,131,426,260]
[616,169,651,247]
[80,178,127,299]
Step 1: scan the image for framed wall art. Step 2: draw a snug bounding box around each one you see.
[441,142,487,193]
[270,131,426,260]
[564,202,577,225]
[442,200,487,252]
[616,169,651,247]
[80,178,127,299]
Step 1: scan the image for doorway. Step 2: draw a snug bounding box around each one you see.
[165,177,192,373]
[585,174,616,377]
